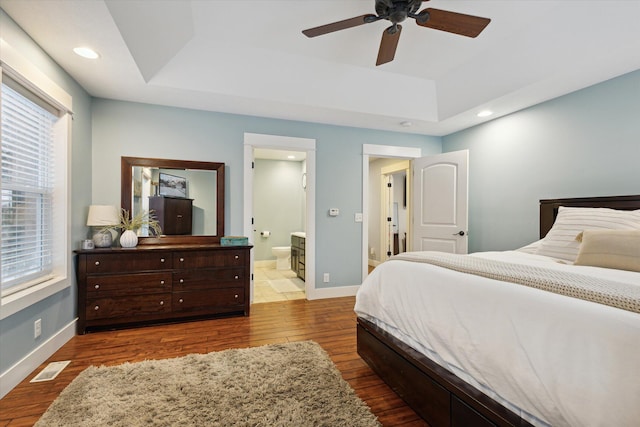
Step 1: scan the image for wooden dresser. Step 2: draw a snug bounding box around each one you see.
[75,244,251,334]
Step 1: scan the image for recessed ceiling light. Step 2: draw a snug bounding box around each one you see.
[287,155,296,159]
[73,47,100,59]
[477,110,493,118]
[400,121,412,127]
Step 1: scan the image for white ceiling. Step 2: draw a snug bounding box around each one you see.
[1,0,639,136]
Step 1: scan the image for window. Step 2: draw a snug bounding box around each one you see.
[1,82,56,295]
[0,48,71,317]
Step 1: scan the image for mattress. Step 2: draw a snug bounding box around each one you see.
[354,250,640,427]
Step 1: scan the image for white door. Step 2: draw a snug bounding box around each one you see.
[412,150,469,254]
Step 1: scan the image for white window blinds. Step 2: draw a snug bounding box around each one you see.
[1,82,57,293]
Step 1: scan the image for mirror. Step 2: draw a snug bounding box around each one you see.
[121,157,225,245]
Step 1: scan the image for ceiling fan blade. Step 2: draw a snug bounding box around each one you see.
[416,8,490,38]
[376,25,402,66]
[302,14,376,38]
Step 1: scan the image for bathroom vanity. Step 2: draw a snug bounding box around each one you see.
[291,232,305,281]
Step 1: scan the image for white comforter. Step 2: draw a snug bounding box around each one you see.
[354,250,640,427]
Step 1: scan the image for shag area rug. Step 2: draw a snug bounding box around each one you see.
[35,340,380,427]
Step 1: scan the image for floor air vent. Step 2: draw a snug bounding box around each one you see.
[30,361,71,383]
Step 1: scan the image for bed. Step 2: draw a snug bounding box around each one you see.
[355,195,640,427]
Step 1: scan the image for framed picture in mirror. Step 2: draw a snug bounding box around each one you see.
[159,172,187,198]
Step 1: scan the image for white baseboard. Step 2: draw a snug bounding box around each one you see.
[307,285,360,300]
[0,318,76,399]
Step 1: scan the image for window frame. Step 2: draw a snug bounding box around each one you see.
[0,39,72,320]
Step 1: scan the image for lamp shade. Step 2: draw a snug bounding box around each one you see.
[87,205,119,226]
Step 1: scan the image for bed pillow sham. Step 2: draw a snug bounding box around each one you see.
[574,230,640,272]
[536,206,640,263]
[515,240,542,254]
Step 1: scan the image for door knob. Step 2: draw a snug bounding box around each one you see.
[453,231,466,236]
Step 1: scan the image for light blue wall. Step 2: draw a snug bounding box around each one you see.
[91,99,442,289]
[0,10,92,374]
[443,69,640,252]
[4,0,637,396]
[253,159,305,261]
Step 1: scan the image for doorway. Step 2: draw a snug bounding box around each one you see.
[362,144,421,280]
[380,160,411,263]
[362,146,469,281]
[244,133,316,303]
[252,149,306,303]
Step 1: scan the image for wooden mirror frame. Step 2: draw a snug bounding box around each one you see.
[121,156,225,245]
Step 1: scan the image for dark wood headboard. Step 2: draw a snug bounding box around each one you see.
[539,195,640,239]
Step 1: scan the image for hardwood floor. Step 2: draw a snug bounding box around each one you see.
[0,297,429,427]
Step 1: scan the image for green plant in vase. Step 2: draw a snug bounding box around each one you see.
[115,209,162,247]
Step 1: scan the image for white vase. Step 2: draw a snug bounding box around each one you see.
[120,229,138,248]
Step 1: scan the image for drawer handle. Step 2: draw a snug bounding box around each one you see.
[234,275,239,280]
[94,305,99,311]
[234,255,239,260]
[94,284,100,290]
[179,298,184,303]
[179,279,184,284]
[160,300,164,306]
[160,280,165,285]
[177,214,183,218]
[160,258,165,263]
[234,294,239,299]
[95,261,100,266]
[180,257,184,262]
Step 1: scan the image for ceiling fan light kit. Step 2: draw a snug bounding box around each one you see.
[302,0,490,66]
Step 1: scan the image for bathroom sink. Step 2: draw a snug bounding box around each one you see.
[291,231,306,238]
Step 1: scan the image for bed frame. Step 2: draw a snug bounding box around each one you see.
[357,194,640,427]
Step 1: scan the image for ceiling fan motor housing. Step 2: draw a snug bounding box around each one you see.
[375,0,423,23]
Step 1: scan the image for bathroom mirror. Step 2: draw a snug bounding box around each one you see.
[121,156,225,245]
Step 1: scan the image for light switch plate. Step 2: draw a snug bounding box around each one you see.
[355,213,363,222]
[329,208,339,216]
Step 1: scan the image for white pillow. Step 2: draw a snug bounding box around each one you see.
[515,240,542,254]
[536,206,640,263]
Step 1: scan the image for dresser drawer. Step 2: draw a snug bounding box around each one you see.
[86,293,172,320]
[87,272,172,296]
[85,252,171,273]
[173,268,245,290]
[173,250,246,269]
[172,288,244,313]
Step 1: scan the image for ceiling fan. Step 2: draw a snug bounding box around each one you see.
[302,0,491,66]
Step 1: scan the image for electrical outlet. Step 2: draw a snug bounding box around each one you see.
[323,273,330,283]
[354,213,363,222]
[34,318,42,339]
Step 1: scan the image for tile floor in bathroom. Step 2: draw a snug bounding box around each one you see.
[253,262,305,304]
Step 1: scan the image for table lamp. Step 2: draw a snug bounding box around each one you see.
[87,205,119,248]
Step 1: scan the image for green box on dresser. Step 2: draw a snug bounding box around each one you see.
[75,244,252,333]
[220,236,249,246]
